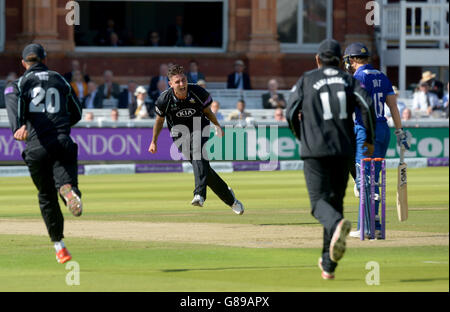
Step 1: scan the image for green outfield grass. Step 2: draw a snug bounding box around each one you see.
[0,167,448,292]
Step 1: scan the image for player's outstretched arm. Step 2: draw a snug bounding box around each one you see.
[149,115,165,153]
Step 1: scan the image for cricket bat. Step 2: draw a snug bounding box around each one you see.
[397,146,408,221]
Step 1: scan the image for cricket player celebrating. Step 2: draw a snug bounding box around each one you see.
[343,43,411,239]
[149,64,244,214]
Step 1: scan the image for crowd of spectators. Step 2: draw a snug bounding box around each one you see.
[1,61,448,123]
[90,17,199,48]
[411,71,448,118]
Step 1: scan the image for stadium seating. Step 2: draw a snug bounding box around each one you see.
[0,84,445,124]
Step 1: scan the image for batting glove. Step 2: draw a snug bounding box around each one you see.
[394,128,411,150]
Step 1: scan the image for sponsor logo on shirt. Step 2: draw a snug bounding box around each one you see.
[176,108,196,118]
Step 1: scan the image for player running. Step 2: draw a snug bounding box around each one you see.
[148,64,244,214]
[343,43,411,239]
[286,39,376,279]
[4,43,83,264]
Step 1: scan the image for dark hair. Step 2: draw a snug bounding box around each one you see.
[189,59,198,65]
[319,54,340,67]
[168,64,185,79]
[24,53,42,64]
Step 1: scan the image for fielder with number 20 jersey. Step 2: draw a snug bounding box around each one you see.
[4,43,83,264]
[5,65,82,147]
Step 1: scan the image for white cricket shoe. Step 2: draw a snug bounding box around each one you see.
[350,229,382,240]
[228,187,244,215]
[349,230,361,238]
[329,219,351,262]
[191,194,205,207]
[59,184,82,217]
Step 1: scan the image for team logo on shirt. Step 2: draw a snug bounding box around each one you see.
[189,98,196,104]
[176,108,196,117]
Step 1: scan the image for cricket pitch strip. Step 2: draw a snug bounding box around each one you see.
[0,218,448,248]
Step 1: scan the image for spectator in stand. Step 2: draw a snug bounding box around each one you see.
[274,108,286,122]
[167,15,186,47]
[210,100,224,121]
[150,79,167,104]
[98,19,117,46]
[97,70,121,108]
[84,112,94,122]
[262,79,286,109]
[129,86,153,119]
[227,60,252,90]
[402,108,412,121]
[183,34,194,47]
[0,72,18,108]
[64,60,90,84]
[110,108,119,122]
[149,63,169,94]
[83,81,102,109]
[186,60,205,84]
[227,99,252,121]
[412,80,440,115]
[421,70,444,99]
[386,86,406,121]
[109,32,123,47]
[70,70,88,104]
[119,80,137,109]
[147,31,161,46]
